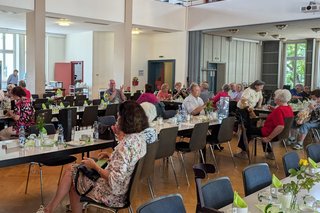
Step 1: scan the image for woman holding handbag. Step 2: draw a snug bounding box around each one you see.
[37,101,156,213]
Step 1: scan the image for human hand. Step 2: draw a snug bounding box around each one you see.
[98,152,110,160]
[81,157,97,169]
[120,85,124,92]
[262,137,271,143]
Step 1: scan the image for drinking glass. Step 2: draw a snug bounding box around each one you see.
[157,116,163,125]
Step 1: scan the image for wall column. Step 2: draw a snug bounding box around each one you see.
[26,0,45,95]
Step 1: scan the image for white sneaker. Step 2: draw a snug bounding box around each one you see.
[36,205,45,213]
[293,143,303,150]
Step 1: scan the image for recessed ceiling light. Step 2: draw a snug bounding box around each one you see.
[228,29,239,33]
[271,34,280,39]
[56,19,72,27]
[279,37,287,41]
[311,27,320,33]
[257,32,268,37]
[132,28,141,35]
[275,24,288,30]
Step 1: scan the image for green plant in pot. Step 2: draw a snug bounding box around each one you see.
[36,115,47,138]
[205,101,213,115]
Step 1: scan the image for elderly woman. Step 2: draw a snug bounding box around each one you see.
[211,84,230,108]
[232,83,244,102]
[172,82,188,99]
[0,87,34,140]
[157,83,172,101]
[136,84,159,104]
[293,89,320,150]
[235,89,294,159]
[38,101,156,213]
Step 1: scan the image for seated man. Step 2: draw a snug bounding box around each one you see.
[290,84,304,99]
[105,79,126,103]
[235,89,294,159]
[182,83,206,115]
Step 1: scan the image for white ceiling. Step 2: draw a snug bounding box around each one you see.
[204,18,320,41]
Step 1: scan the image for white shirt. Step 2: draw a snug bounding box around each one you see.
[140,102,157,123]
[237,87,263,109]
[183,94,204,114]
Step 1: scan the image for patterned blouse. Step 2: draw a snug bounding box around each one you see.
[73,127,157,207]
[13,99,34,133]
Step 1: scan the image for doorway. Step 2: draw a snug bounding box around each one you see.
[202,62,226,94]
[148,60,175,91]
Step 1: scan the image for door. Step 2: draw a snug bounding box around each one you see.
[148,60,175,91]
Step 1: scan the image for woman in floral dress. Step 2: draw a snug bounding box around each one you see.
[39,101,157,213]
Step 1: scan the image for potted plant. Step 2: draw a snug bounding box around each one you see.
[36,115,47,140]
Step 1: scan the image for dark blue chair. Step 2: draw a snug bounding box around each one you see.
[282,151,300,177]
[306,143,320,163]
[242,163,271,196]
[98,115,116,126]
[136,194,186,213]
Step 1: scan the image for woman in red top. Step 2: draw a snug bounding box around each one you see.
[235,89,294,159]
[211,84,230,108]
[157,83,172,101]
[136,84,159,104]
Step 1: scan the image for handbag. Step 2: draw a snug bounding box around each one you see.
[98,124,115,140]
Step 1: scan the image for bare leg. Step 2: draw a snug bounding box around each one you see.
[69,186,82,213]
[297,133,307,144]
[45,165,73,213]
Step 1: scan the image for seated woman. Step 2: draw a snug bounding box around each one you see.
[211,84,230,108]
[157,83,172,101]
[38,101,156,213]
[136,84,159,104]
[172,82,188,100]
[0,86,34,140]
[235,89,294,159]
[293,89,320,150]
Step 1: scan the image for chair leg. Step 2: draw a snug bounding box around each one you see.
[39,164,44,205]
[268,142,279,170]
[227,142,236,167]
[147,177,155,199]
[199,149,205,164]
[282,139,288,152]
[178,152,190,186]
[58,166,64,186]
[169,156,179,188]
[209,145,219,172]
[128,205,133,213]
[25,163,33,194]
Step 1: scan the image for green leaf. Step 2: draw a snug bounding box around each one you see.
[272,174,283,188]
[308,157,318,168]
[233,191,247,208]
[264,203,272,213]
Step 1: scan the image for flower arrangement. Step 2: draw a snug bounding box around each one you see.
[205,101,214,114]
[132,77,139,86]
[36,115,47,135]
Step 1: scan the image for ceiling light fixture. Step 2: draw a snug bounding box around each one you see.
[311,27,320,33]
[228,29,239,33]
[275,24,288,30]
[56,18,72,27]
[257,32,268,37]
[132,28,141,35]
[271,34,280,39]
[279,37,287,41]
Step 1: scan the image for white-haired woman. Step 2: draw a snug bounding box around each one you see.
[235,89,294,159]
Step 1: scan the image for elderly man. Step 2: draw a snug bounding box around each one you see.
[182,83,206,115]
[290,84,304,99]
[7,69,19,86]
[18,80,31,99]
[105,79,126,103]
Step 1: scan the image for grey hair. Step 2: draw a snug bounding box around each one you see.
[200,82,209,90]
[190,82,199,91]
[222,83,230,92]
[274,89,292,103]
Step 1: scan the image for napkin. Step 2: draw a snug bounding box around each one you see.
[308,157,318,168]
[233,191,247,208]
[84,100,88,106]
[272,174,283,188]
[101,99,105,105]
[60,102,65,108]
[42,103,47,110]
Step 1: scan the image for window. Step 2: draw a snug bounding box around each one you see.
[284,42,306,88]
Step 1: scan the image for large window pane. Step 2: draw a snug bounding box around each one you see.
[0,33,3,50]
[5,33,13,50]
[297,43,306,57]
[296,59,305,84]
[285,60,295,87]
[286,44,295,57]
[5,53,14,80]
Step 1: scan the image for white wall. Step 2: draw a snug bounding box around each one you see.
[133,0,186,31]
[188,0,320,31]
[65,32,93,96]
[202,34,262,85]
[0,0,33,11]
[45,35,66,82]
[46,0,124,23]
[92,32,114,99]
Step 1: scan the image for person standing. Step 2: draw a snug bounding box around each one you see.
[7,69,19,86]
[18,80,31,99]
[105,79,126,103]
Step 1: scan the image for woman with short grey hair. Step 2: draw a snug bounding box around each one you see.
[274,89,292,104]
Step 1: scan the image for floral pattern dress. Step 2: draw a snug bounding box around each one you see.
[72,127,157,207]
[13,99,34,133]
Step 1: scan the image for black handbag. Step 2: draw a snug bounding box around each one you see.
[98,124,115,140]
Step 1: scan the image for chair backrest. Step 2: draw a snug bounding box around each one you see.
[32,94,39,99]
[189,122,209,151]
[34,98,47,105]
[29,123,56,135]
[275,117,294,141]
[75,95,86,100]
[58,107,77,127]
[217,116,236,143]
[82,105,99,127]
[306,143,320,163]
[35,109,53,124]
[242,163,271,196]
[140,141,159,180]
[98,115,116,126]
[92,99,101,106]
[74,99,85,106]
[136,194,186,213]
[64,96,74,106]
[156,127,179,159]
[105,103,119,117]
[128,156,146,206]
[282,151,300,177]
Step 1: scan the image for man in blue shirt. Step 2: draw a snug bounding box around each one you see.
[290,84,303,99]
[7,69,19,86]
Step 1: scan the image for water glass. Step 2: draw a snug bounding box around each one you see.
[157,116,163,125]
[270,185,278,199]
[186,114,191,122]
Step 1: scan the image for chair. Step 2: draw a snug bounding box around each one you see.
[80,105,98,128]
[34,98,47,105]
[25,124,77,205]
[193,163,228,213]
[105,103,119,117]
[32,94,39,99]
[74,99,85,106]
[176,122,209,186]
[58,107,77,140]
[252,117,294,169]
[311,128,320,143]
[43,93,55,99]
[64,95,74,106]
[242,163,271,196]
[81,156,146,213]
[140,141,159,198]
[282,151,300,177]
[137,194,186,213]
[98,115,116,126]
[34,109,53,124]
[155,127,179,188]
[207,117,236,171]
[92,99,101,106]
[306,143,320,163]
[76,94,87,100]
